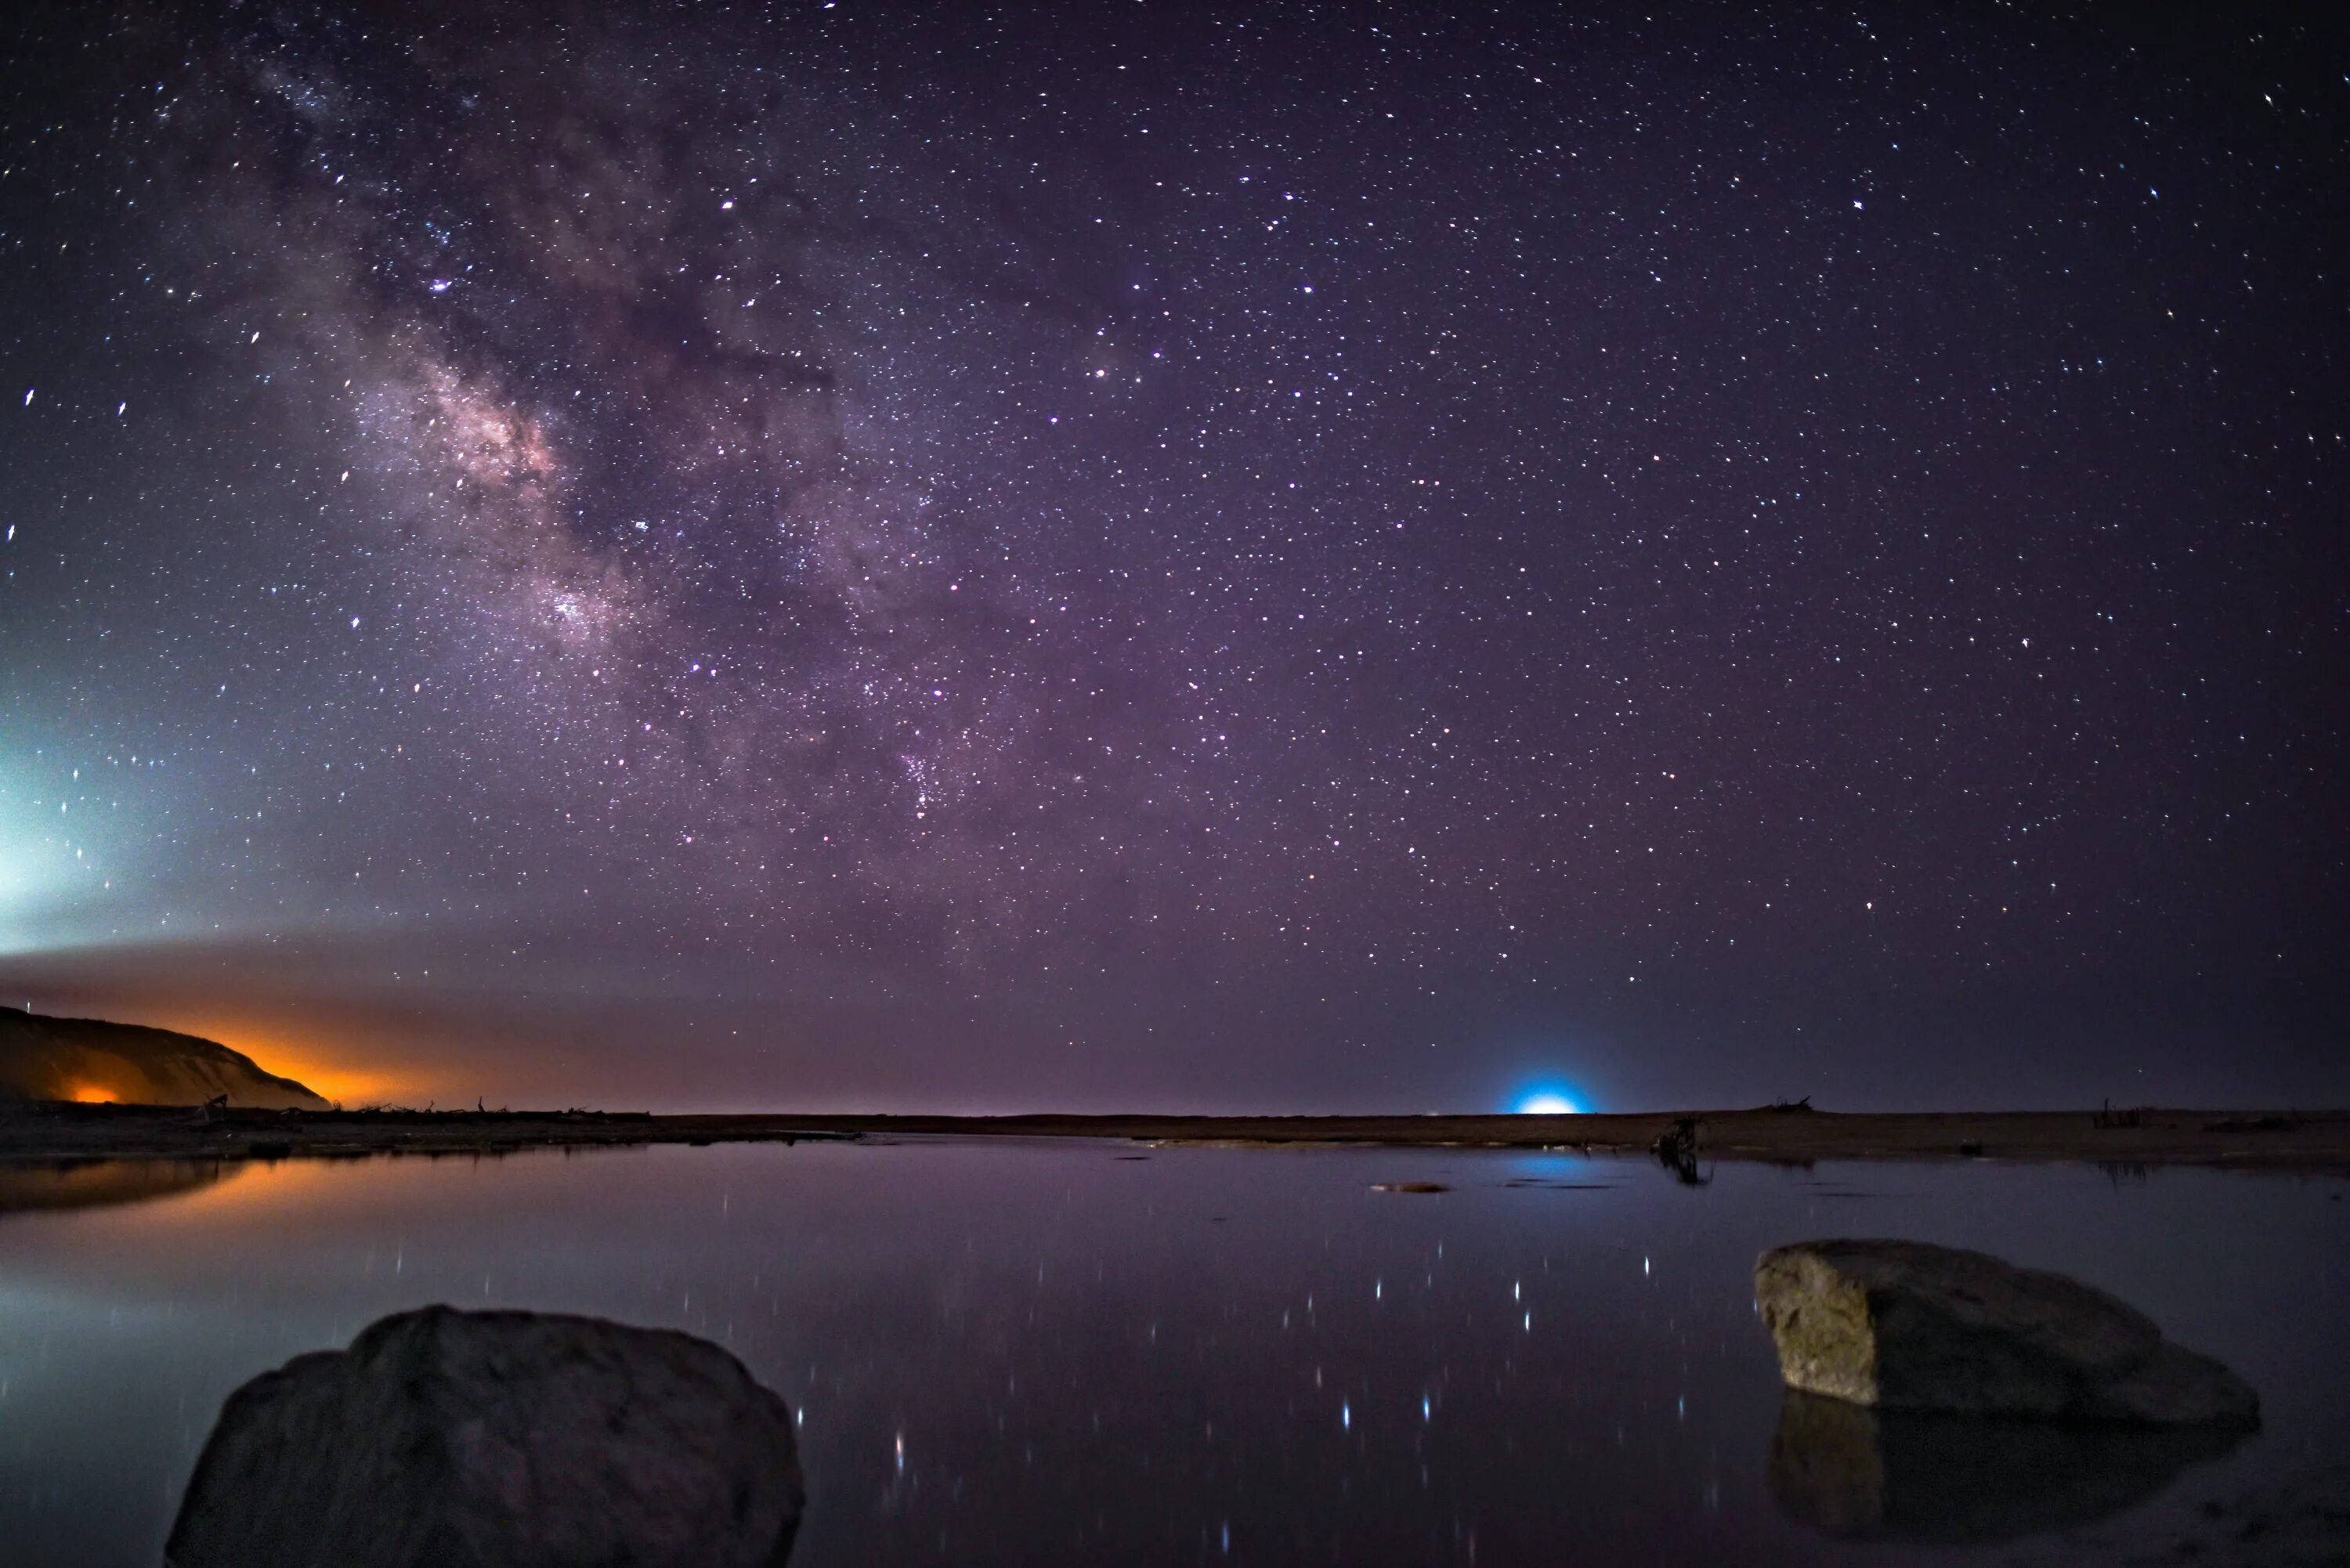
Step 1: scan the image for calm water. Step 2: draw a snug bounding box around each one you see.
[1,1140,2343,1566]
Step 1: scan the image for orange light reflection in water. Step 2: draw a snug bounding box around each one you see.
[139,1151,349,1222]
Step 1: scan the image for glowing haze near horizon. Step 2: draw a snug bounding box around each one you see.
[0,2,2343,1112]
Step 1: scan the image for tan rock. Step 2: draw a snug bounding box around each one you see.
[1755,1238,2257,1424]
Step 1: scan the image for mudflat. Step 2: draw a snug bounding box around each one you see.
[2,1102,2346,1173]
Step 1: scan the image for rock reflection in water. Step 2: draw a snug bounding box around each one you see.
[1769,1388,2249,1544]
[5,1144,2339,1568]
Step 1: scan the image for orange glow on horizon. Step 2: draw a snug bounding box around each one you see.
[67,1082,121,1104]
[175,1016,421,1107]
[261,1057,413,1107]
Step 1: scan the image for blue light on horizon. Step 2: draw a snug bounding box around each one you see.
[1511,1086,1585,1115]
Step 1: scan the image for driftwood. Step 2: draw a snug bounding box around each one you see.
[1653,1117,1708,1184]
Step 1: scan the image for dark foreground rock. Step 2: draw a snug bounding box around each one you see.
[1769,1388,2248,1542]
[166,1306,803,1568]
[1754,1239,2258,1425]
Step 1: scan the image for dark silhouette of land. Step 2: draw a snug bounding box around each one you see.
[0,1010,326,1110]
[9,1012,2340,1173]
[3,1100,2346,1174]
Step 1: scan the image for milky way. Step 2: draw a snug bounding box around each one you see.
[1,2,2342,1108]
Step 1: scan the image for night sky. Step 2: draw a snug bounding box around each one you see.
[1,2,2342,1112]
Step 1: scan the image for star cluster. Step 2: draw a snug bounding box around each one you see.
[1,2,2341,1108]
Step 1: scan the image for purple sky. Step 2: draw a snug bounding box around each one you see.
[2,2,2343,1110]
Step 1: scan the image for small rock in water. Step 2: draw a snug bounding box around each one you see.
[167,1305,803,1568]
[1754,1238,2258,1425]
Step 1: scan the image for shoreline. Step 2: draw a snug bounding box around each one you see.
[4,1103,2348,1174]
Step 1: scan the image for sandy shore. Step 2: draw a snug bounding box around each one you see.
[3,1102,2347,1173]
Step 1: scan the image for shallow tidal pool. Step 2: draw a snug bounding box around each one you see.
[1,1139,2343,1566]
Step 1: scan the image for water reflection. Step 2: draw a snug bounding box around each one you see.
[0,1158,244,1216]
[1651,1117,1711,1185]
[1768,1389,2251,1544]
[0,1144,2339,1567]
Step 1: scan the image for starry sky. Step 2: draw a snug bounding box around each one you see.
[1,1,2343,1111]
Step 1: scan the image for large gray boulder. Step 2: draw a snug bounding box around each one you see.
[1754,1239,2257,1425]
[166,1306,803,1568]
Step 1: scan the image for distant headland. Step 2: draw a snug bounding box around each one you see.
[0,1008,327,1112]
